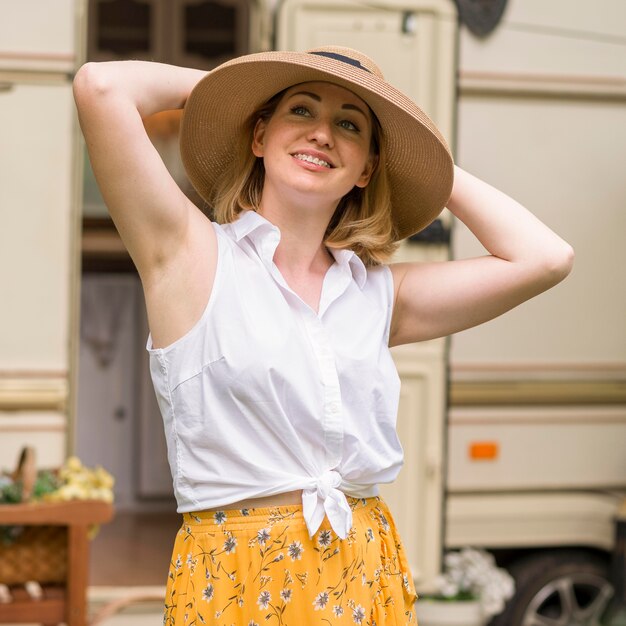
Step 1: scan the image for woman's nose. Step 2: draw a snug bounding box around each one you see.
[307,118,334,147]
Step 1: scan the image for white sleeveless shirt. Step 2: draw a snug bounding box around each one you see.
[147,210,403,539]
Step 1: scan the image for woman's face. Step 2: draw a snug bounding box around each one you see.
[251,81,377,207]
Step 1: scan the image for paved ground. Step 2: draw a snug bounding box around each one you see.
[2,586,165,626]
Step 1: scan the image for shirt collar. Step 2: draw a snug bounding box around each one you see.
[227,210,367,289]
[327,247,367,290]
[229,208,278,242]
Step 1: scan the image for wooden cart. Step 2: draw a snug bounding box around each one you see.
[0,500,114,626]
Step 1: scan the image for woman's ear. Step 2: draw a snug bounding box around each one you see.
[355,154,378,188]
[251,118,266,158]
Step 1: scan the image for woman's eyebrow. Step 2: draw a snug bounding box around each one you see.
[290,90,321,101]
[289,91,369,120]
[341,103,368,119]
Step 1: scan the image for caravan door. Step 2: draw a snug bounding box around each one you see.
[275,0,458,591]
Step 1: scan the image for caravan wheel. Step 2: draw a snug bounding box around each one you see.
[489,551,613,626]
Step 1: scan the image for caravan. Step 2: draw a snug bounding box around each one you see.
[1,1,624,624]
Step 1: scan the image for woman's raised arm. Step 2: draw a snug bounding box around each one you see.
[389,165,575,346]
[73,61,208,279]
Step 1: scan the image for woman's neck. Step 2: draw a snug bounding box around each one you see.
[257,196,337,278]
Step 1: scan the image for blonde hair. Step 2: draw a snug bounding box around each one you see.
[210,90,400,267]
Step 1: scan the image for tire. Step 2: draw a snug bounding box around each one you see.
[488,550,614,626]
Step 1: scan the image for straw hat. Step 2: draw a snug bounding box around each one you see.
[180,46,454,240]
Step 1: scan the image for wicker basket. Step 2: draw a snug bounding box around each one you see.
[0,447,67,584]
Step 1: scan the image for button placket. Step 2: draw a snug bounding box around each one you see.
[305,316,343,468]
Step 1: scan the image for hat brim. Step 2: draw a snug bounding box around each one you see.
[180,50,454,240]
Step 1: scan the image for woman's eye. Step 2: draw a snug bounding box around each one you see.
[339,120,359,132]
[291,106,310,116]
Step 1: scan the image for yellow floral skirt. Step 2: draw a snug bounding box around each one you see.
[164,496,418,625]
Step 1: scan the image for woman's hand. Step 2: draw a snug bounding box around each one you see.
[388,165,574,347]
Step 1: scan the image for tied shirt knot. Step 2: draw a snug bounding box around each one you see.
[302,470,353,539]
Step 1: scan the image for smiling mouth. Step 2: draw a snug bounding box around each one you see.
[292,153,333,168]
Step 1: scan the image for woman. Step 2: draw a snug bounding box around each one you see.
[73,47,573,625]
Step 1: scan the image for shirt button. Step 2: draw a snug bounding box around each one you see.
[329,403,340,414]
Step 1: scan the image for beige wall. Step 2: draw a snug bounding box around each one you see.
[450,0,626,374]
[0,0,84,469]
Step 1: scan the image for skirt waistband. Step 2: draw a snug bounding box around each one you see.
[182,495,380,530]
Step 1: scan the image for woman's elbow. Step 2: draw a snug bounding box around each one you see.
[543,242,575,286]
[73,62,113,104]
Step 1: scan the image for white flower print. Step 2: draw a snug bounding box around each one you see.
[379,512,390,531]
[287,540,304,561]
[257,590,271,610]
[284,569,294,586]
[165,500,417,626]
[352,604,366,623]
[202,584,214,602]
[317,529,332,547]
[313,591,329,610]
[223,534,237,554]
[257,528,271,545]
[185,553,197,574]
[241,508,250,516]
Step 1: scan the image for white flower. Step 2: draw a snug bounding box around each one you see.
[318,529,332,547]
[257,591,271,610]
[352,604,366,623]
[202,584,214,602]
[435,575,459,598]
[223,535,237,554]
[288,541,304,561]
[313,591,329,610]
[435,548,515,619]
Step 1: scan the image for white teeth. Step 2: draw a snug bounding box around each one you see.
[294,153,331,168]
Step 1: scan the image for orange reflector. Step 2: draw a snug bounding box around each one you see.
[469,442,499,460]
